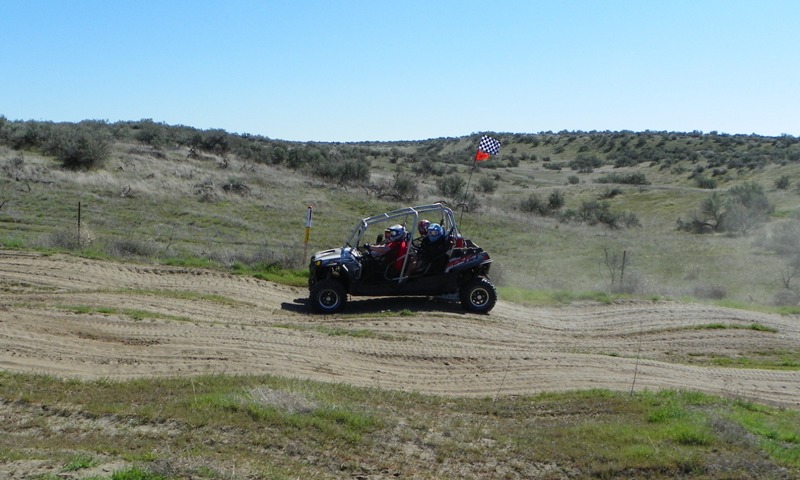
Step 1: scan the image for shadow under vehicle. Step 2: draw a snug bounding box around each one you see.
[308,203,496,314]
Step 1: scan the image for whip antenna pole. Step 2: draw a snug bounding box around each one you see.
[460,135,500,225]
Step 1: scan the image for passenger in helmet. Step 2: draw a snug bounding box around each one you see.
[426,223,444,241]
[417,219,430,236]
[413,223,451,273]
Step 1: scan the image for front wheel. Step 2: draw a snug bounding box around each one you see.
[459,277,497,313]
[309,279,347,314]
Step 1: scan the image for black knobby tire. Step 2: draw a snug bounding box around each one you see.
[459,277,497,313]
[310,279,347,314]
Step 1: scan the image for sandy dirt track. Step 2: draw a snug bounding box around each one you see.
[1,251,799,408]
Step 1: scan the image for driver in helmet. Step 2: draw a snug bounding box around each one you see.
[368,224,409,272]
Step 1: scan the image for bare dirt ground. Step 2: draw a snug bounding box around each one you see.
[1,251,799,409]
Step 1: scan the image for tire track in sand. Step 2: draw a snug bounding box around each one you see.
[1,252,798,407]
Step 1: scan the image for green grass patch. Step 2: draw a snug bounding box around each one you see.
[110,466,168,480]
[161,256,220,269]
[710,298,800,316]
[62,453,99,472]
[708,354,800,370]
[728,400,800,467]
[233,262,308,287]
[694,322,778,333]
[498,286,617,306]
[0,373,798,478]
[57,305,191,322]
[118,288,248,307]
[274,323,406,341]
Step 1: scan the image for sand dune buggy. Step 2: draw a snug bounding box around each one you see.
[308,203,496,314]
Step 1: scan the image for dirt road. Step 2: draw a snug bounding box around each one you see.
[2,251,799,408]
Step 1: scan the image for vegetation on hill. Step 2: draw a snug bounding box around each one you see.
[1,116,800,305]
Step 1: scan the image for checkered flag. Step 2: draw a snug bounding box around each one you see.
[475,135,500,161]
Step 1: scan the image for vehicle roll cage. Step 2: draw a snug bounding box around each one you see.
[343,203,462,283]
[344,203,460,249]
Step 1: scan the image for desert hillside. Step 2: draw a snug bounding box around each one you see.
[2,119,800,306]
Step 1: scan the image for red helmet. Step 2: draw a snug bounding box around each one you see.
[417,219,430,236]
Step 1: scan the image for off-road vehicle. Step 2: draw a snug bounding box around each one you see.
[308,203,496,314]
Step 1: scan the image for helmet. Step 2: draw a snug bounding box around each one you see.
[417,219,430,236]
[427,223,444,241]
[385,224,406,242]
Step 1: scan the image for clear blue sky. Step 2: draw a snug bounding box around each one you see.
[2,1,798,142]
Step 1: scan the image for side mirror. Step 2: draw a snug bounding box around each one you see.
[376,233,384,244]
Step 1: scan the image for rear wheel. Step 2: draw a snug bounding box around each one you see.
[459,277,497,313]
[309,279,347,314]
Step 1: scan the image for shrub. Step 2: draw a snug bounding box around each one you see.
[774,175,791,190]
[475,176,498,194]
[542,162,563,171]
[38,227,96,250]
[436,174,465,198]
[772,289,800,306]
[567,175,580,185]
[762,217,800,255]
[577,200,615,227]
[621,211,641,228]
[599,187,623,199]
[105,238,157,258]
[679,185,772,236]
[520,193,548,215]
[44,125,111,170]
[547,190,565,210]
[569,200,638,229]
[310,158,370,185]
[721,202,762,236]
[693,284,727,300]
[222,178,251,195]
[728,182,772,213]
[720,182,773,235]
[412,158,446,176]
[596,172,650,185]
[695,175,717,189]
[569,154,603,173]
[392,173,418,201]
[133,119,169,147]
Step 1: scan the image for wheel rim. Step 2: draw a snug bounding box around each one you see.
[470,287,489,306]
[319,289,340,309]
